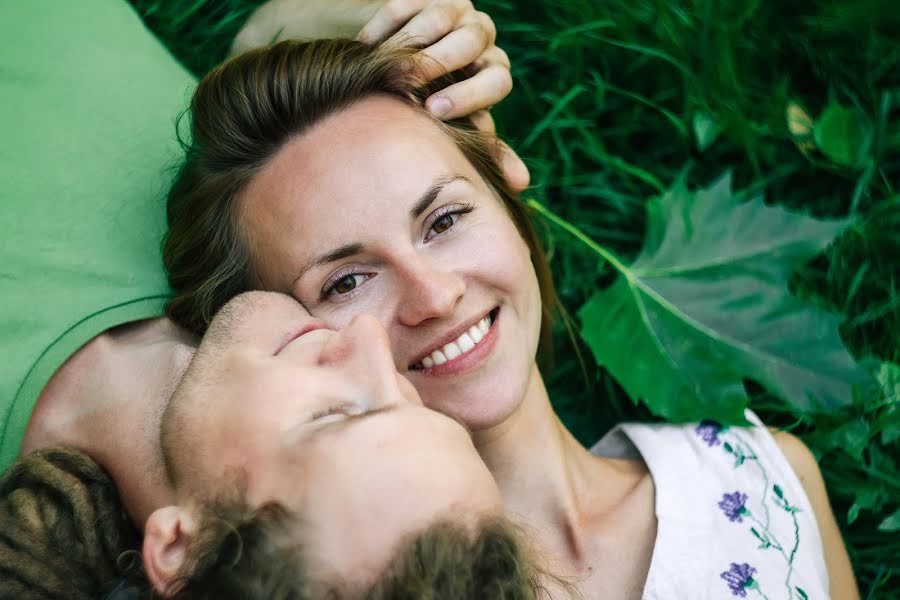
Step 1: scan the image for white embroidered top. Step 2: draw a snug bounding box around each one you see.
[590,411,830,600]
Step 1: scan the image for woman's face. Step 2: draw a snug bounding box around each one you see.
[239,95,543,431]
[163,291,502,581]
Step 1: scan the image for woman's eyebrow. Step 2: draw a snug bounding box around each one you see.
[293,243,364,285]
[409,174,472,220]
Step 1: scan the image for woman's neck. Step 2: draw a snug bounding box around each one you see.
[473,364,649,567]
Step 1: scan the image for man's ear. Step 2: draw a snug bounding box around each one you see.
[143,506,197,597]
[497,140,530,193]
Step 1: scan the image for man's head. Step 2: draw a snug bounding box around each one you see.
[0,446,550,600]
[150,503,550,599]
[146,291,509,595]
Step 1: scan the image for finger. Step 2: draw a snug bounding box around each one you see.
[472,44,510,72]
[414,17,495,81]
[497,140,530,193]
[438,109,529,191]
[357,0,427,44]
[465,112,532,192]
[467,109,496,134]
[425,63,512,119]
[383,0,472,48]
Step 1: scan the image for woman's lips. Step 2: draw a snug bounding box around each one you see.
[411,308,499,376]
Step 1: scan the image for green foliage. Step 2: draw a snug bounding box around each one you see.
[534,174,866,422]
[814,103,870,168]
[131,0,900,596]
[475,0,899,596]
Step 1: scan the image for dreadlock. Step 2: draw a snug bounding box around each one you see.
[0,447,141,599]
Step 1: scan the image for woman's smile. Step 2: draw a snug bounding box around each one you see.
[409,307,499,375]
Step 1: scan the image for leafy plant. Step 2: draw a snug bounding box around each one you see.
[814,103,870,168]
[531,174,868,422]
[473,1,899,596]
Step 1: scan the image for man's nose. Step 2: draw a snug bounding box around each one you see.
[318,313,412,402]
[334,313,391,357]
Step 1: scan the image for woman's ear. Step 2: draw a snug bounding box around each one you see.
[142,506,197,596]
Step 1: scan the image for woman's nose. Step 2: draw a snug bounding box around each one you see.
[395,255,465,327]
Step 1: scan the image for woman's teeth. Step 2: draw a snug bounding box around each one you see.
[420,315,492,369]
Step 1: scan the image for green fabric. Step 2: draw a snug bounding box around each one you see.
[0,0,197,473]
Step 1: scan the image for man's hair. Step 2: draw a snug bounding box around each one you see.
[0,447,140,600]
[1,448,573,599]
[163,39,560,361]
[167,499,561,599]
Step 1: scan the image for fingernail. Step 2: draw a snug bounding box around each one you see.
[428,96,453,119]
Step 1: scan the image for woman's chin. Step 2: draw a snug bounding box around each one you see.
[409,309,542,432]
[419,380,530,433]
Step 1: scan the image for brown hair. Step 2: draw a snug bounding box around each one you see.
[0,449,571,599]
[0,447,141,600]
[163,39,560,361]
[168,499,564,599]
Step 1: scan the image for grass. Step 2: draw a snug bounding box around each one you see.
[133,1,899,596]
[481,2,899,596]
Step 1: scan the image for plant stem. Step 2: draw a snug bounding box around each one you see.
[526,198,632,276]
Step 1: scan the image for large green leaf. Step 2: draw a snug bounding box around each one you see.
[550,174,867,422]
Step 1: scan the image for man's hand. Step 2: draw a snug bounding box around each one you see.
[233,1,510,124]
[358,0,511,124]
[232,0,527,191]
[230,1,380,56]
[359,1,527,191]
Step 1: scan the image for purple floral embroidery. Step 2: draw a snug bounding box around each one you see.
[695,419,723,446]
[719,491,749,522]
[720,562,757,597]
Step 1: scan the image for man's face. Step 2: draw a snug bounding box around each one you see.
[162,291,502,581]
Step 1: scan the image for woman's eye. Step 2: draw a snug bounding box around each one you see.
[326,273,368,298]
[425,204,473,241]
[431,214,457,235]
[334,275,359,294]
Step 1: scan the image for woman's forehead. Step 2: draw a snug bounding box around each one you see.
[241,96,477,214]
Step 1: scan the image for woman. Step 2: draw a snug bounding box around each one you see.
[164,40,858,598]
